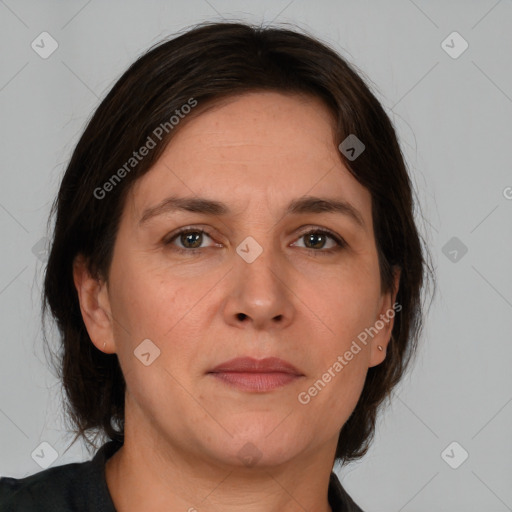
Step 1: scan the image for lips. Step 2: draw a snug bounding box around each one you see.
[209,356,303,376]
[208,356,304,392]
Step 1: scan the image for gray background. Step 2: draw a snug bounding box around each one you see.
[1,1,511,511]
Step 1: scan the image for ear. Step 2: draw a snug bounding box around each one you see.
[73,254,115,353]
[368,266,401,368]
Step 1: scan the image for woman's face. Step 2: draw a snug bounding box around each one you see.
[78,91,398,469]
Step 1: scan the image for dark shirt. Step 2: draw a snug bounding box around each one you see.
[0,440,364,511]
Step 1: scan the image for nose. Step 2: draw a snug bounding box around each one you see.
[222,242,295,332]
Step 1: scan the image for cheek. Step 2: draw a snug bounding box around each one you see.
[296,263,378,410]
[107,257,220,374]
[111,275,190,341]
[303,262,381,342]
[298,347,369,434]
[330,362,368,423]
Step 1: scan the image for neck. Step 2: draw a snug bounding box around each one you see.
[105,422,335,512]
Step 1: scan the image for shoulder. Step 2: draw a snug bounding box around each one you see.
[329,471,366,512]
[0,440,122,512]
[0,460,88,511]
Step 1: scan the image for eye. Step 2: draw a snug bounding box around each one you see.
[291,228,347,254]
[163,228,218,254]
[163,226,347,256]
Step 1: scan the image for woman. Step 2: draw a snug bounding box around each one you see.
[0,21,431,512]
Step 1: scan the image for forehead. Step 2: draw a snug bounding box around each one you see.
[127,91,372,227]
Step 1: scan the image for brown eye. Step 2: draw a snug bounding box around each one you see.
[304,232,328,249]
[164,229,216,254]
[179,231,204,249]
[292,228,346,254]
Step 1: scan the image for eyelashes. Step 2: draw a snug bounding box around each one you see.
[163,226,347,256]
[291,227,347,254]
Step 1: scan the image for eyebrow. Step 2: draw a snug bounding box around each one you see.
[139,194,365,228]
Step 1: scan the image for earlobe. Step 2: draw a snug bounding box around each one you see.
[72,254,114,353]
[368,266,401,368]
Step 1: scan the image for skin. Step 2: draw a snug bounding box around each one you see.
[73,91,399,512]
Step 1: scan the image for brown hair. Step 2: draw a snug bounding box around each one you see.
[42,21,434,465]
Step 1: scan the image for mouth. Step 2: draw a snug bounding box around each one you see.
[207,357,304,392]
